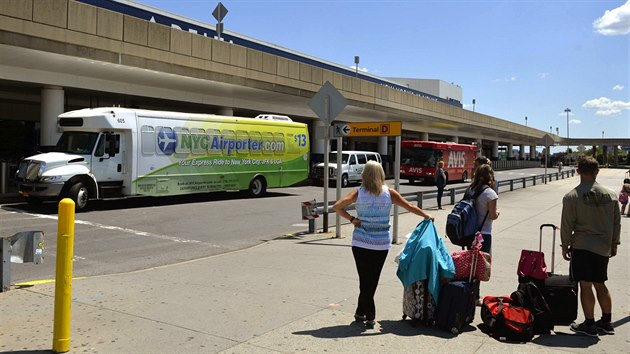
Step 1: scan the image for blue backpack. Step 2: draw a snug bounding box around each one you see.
[445,187,488,247]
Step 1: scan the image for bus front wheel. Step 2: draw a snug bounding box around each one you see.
[68,182,89,211]
[248,176,267,197]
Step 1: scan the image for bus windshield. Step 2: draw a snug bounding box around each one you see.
[401,148,440,168]
[328,153,350,164]
[55,132,100,155]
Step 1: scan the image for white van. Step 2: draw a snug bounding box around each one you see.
[312,151,382,188]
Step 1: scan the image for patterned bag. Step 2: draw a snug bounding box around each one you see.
[452,240,491,281]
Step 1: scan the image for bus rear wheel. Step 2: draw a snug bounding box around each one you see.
[248,176,267,197]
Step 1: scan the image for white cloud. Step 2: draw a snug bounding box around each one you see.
[593,0,630,35]
[582,96,630,116]
[569,119,581,125]
[613,84,625,90]
[538,73,549,79]
[348,65,369,73]
[493,76,517,82]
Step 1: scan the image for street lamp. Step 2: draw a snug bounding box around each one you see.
[525,116,528,127]
[564,107,571,151]
[556,127,559,135]
[354,56,359,78]
[550,126,552,133]
[602,130,604,139]
[472,99,476,112]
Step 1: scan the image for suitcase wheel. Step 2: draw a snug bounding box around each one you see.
[451,327,459,335]
[402,314,407,320]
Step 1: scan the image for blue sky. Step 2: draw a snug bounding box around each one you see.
[135,0,629,142]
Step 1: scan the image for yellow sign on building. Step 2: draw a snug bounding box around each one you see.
[333,122,402,137]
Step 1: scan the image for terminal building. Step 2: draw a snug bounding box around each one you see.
[3,0,624,185]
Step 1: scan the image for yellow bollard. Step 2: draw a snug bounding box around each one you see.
[52,198,75,353]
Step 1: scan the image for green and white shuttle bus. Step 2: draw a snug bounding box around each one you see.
[15,108,310,211]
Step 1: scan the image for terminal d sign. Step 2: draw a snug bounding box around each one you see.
[333,122,402,137]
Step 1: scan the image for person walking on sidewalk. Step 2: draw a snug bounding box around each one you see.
[436,160,447,210]
[333,160,433,329]
[561,156,621,337]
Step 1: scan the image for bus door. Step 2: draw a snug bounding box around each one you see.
[91,132,124,183]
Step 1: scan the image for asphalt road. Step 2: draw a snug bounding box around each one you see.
[1,167,555,284]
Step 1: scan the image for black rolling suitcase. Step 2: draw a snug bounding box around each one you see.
[519,224,578,325]
[436,279,479,334]
[402,280,437,326]
[437,247,479,335]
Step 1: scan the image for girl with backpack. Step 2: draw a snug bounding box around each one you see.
[468,164,500,306]
[468,164,500,254]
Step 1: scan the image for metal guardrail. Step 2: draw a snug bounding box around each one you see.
[306,169,576,233]
[1,231,44,292]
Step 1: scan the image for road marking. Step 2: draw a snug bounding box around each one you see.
[2,208,216,246]
[15,277,86,286]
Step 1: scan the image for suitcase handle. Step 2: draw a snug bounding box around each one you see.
[539,224,558,274]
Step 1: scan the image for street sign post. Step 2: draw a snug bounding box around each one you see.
[212,2,228,40]
[308,82,347,236]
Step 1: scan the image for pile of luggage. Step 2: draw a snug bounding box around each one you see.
[399,222,577,342]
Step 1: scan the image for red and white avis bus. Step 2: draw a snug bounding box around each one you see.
[400,141,478,185]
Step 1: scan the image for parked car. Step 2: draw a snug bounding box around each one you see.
[312,151,382,188]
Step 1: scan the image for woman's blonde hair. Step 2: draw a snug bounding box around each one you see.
[437,161,444,168]
[471,164,495,190]
[361,160,386,195]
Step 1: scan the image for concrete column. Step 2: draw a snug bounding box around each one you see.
[310,120,327,164]
[421,132,429,141]
[613,147,619,167]
[40,86,65,150]
[217,107,234,116]
[530,145,537,159]
[451,136,459,143]
[602,145,608,165]
[476,138,483,157]
[378,136,389,174]
[519,144,525,159]
[492,141,499,160]
[507,143,513,159]
[593,145,597,157]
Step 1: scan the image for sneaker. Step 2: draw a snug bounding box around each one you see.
[570,321,598,337]
[354,314,366,322]
[365,320,376,329]
[595,320,615,335]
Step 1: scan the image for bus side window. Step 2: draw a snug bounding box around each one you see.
[191,128,206,155]
[141,125,155,155]
[249,131,262,155]
[221,130,236,156]
[207,129,221,155]
[236,130,249,155]
[174,127,190,155]
[262,132,273,155]
[273,133,284,155]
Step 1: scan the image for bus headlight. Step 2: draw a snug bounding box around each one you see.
[41,175,62,182]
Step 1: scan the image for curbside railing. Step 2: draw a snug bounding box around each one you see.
[306,169,576,233]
